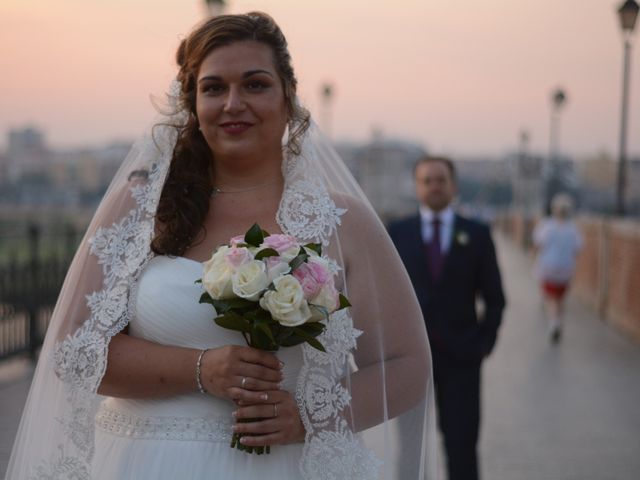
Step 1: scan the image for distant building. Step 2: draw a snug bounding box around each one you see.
[576,153,617,189]
[575,153,640,214]
[630,158,640,211]
[505,152,544,216]
[335,138,426,223]
[454,156,513,221]
[51,142,130,194]
[0,151,7,185]
[1,124,131,207]
[7,127,51,183]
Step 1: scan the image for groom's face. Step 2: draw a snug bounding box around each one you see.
[414,160,456,212]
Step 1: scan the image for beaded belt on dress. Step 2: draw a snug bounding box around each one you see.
[95,405,233,442]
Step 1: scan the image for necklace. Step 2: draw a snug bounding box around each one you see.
[211,180,279,196]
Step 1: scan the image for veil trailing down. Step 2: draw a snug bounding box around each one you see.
[6,13,437,480]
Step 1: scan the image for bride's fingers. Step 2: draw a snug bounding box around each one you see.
[235,388,289,406]
[239,347,283,372]
[228,388,277,404]
[236,363,283,384]
[233,403,279,420]
[233,417,279,435]
[234,375,280,392]
[239,431,283,447]
[232,390,305,445]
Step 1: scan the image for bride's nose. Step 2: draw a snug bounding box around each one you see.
[223,86,246,114]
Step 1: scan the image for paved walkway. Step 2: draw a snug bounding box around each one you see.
[1,234,639,479]
[0,358,33,479]
[481,235,640,480]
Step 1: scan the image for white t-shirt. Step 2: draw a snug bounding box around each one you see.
[533,219,583,284]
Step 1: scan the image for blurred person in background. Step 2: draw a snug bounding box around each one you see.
[388,155,506,480]
[533,192,582,343]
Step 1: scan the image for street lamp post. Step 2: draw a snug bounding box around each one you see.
[616,0,639,216]
[546,88,567,214]
[320,83,335,140]
[204,0,226,17]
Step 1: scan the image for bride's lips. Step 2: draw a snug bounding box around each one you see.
[219,121,253,135]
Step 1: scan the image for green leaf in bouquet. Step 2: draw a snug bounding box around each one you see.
[245,223,266,247]
[289,252,309,271]
[245,307,274,324]
[256,320,277,344]
[337,294,352,310]
[194,279,202,284]
[275,328,295,344]
[211,297,255,313]
[227,297,257,309]
[278,331,304,347]
[215,312,251,333]
[254,248,279,261]
[256,308,276,323]
[310,304,330,320]
[303,243,322,256]
[250,323,278,351]
[303,321,327,335]
[198,292,215,305]
[293,327,327,352]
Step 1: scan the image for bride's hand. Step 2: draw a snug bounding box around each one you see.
[232,390,306,445]
[199,346,283,402]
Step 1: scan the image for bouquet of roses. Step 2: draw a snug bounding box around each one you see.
[197,223,350,453]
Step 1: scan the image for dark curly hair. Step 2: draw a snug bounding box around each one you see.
[151,12,310,256]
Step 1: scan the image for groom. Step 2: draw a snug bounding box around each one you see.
[388,156,505,480]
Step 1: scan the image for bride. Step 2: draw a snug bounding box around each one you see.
[7,12,437,479]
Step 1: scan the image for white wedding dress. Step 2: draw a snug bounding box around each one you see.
[91,255,304,479]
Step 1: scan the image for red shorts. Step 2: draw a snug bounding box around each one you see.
[542,281,568,299]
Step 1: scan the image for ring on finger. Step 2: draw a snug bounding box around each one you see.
[273,403,278,418]
[241,377,247,389]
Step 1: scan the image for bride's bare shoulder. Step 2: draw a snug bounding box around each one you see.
[330,192,385,236]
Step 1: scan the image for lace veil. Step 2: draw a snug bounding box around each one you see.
[6,85,437,479]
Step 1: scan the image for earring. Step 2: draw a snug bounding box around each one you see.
[284,119,295,153]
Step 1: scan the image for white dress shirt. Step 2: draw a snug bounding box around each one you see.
[419,206,455,254]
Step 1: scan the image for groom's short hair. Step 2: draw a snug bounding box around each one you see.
[413,155,457,181]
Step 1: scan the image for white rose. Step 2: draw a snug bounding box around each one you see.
[309,283,340,321]
[278,245,300,262]
[303,246,320,257]
[202,246,234,299]
[265,257,291,282]
[259,275,312,327]
[232,260,270,301]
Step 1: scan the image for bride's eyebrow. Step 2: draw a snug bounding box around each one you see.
[198,70,275,84]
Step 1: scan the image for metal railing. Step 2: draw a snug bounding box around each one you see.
[0,224,78,360]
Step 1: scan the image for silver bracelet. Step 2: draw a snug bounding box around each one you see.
[195,348,209,394]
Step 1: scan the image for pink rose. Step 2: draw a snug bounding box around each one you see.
[262,234,298,253]
[292,261,330,299]
[225,247,252,268]
[261,234,300,262]
[229,235,246,247]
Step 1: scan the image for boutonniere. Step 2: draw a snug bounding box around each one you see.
[455,231,469,246]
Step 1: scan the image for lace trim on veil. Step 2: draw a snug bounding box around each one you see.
[280,134,381,478]
[35,125,379,479]
[35,133,172,479]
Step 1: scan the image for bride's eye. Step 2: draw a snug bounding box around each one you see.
[246,80,269,91]
[202,83,225,95]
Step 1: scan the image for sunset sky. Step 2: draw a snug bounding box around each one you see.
[1,0,637,158]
